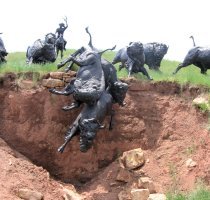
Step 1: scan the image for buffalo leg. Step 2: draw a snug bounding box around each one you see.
[64,40,67,51]
[200,63,207,74]
[56,48,59,57]
[62,101,81,111]
[61,50,63,59]
[109,109,115,130]
[173,63,188,74]
[139,66,153,80]
[119,62,126,71]
[58,116,80,153]
[128,64,133,77]
[49,79,75,96]
[200,68,207,74]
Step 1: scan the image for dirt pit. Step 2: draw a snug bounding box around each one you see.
[1,74,210,199]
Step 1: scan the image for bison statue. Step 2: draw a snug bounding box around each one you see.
[26,33,57,64]
[173,46,210,74]
[49,27,128,152]
[0,33,8,63]
[143,42,168,70]
[112,42,152,79]
[112,42,168,71]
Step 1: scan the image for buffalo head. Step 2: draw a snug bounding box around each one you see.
[45,33,56,45]
[79,118,104,152]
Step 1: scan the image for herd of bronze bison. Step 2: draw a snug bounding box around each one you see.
[1,25,210,152]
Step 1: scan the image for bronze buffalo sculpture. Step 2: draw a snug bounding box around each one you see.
[26,33,57,64]
[0,33,8,63]
[143,42,168,70]
[173,46,210,74]
[112,42,168,73]
[112,42,152,79]
[58,89,114,152]
[49,27,128,152]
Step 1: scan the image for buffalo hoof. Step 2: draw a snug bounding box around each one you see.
[119,65,123,71]
[49,88,56,93]
[62,102,80,111]
[121,102,126,107]
[57,62,65,69]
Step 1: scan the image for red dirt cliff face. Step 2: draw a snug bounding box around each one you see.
[1,77,210,199]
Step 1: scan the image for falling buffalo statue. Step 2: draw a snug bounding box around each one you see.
[58,89,114,152]
[49,27,128,152]
[0,33,8,63]
[26,33,57,64]
[173,46,210,74]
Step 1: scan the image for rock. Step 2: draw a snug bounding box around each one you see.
[42,78,64,88]
[63,188,83,200]
[49,72,65,80]
[63,71,77,78]
[64,77,74,83]
[192,96,209,110]
[41,73,50,79]
[193,96,208,105]
[118,190,131,200]
[148,193,166,200]
[18,188,43,200]
[18,80,35,90]
[138,177,156,193]
[119,148,145,170]
[17,72,40,81]
[116,168,132,183]
[186,158,197,168]
[130,189,149,200]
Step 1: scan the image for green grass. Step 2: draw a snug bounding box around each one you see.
[167,184,210,200]
[104,51,210,87]
[1,50,210,88]
[0,50,75,76]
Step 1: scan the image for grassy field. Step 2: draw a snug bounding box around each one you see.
[0,50,75,75]
[1,49,210,88]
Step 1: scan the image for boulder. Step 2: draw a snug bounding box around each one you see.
[130,189,149,200]
[138,177,156,193]
[42,78,65,88]
[63,188,83,200]
[49,72,65,80]
[148,193,166,200]
[116,167,132,183]
[18,188,43,200]
[119,148,145,170]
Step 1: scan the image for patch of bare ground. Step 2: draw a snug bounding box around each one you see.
[0,73,210,199]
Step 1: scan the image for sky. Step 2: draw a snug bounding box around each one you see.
[1,0,210,61]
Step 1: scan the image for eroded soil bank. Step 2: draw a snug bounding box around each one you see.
[1,74,210,199]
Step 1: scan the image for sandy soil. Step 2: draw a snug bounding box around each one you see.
[0,75,210,199]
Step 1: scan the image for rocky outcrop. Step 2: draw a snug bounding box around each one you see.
[42,71,76,88]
